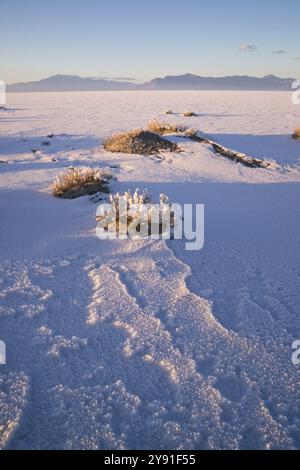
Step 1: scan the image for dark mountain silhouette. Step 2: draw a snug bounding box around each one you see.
[144,73,294,90]
[7,74,138,92]
[7,73,294,92]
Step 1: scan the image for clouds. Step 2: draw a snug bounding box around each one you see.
[238,45,300,61]
[239,43,257,52]
[271,51,300,61]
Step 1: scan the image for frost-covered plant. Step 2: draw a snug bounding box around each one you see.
[97,189,175,237]
[108,188,151,208]
[292,127,300,140]
[52,166,112,197]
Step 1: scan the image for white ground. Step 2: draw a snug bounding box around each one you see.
[0,91,300,450]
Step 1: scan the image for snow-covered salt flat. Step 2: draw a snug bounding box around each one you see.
[0,91,300,450]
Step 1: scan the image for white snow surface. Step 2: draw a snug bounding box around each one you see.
[0,91,300,450]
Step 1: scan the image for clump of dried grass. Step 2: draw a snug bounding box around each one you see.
[292,127,300,140]
[103,129,180,154]
[148,120,203,141]
[148,120,187,135]
[184,127,200,138]
[183,111,197,117]
[52,166,111,198]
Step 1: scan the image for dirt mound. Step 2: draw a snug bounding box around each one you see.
[104,129,180,155]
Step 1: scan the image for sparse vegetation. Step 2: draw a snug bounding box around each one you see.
[97,189,175,236]
[52,166,112,199]
[103,120,273,169]
[148,120,187,135]
[184,111,197,117]
[148,120,204,140]
[292,127,300,140]
[103,129,180,154]
[165,110,173,115]
[183,128,206,141]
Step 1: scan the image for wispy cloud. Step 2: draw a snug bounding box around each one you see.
[272,50,287,55]
[239,43,257,52]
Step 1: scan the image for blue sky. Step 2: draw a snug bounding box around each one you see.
[1,0,300,83]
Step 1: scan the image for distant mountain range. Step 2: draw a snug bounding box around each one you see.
[7,75,137,92]
[145,73,295,90]
[7,73,295,92]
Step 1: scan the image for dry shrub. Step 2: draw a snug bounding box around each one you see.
[184,111,197,117]
[149,120,202,140]
[165,109,173,115]
[103,129,179,154]
[292,127,300,140]
[148,120,187,135]
[52,166,111,199]
[184,128,200,138]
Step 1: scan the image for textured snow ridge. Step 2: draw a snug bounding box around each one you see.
[86,240,299,449]
[0,244,299,449]
[0,239,299,449]
[0,373,28,449]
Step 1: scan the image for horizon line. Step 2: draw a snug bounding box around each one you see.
[5,71,297,87]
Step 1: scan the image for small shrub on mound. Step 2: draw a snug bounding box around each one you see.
[103,129,180,154]
[52,166,112,199]
[148,120,187,135]
[165,109,173,115]
[184,111,197,117]
[292,127,300,140]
